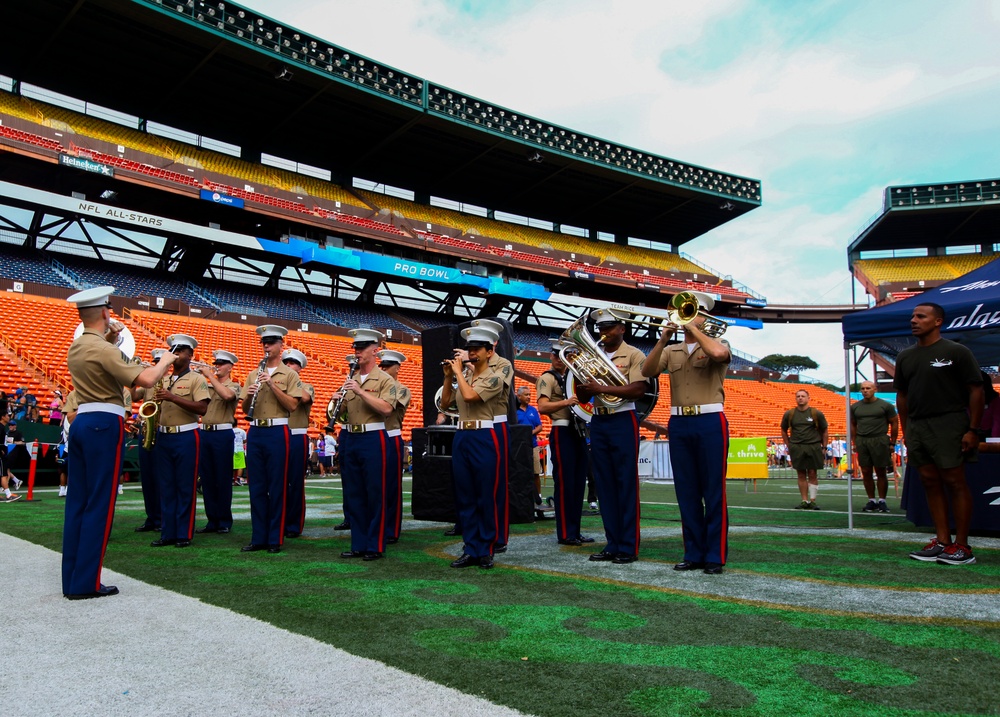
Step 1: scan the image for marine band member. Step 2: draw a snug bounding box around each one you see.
[334,329,395,561]
[442,325,503,569]
[133,347,166,533]
[241,325,303,554]
[195,349,241,535]
[377,349,411,545]
[63,286,176,600]
[282,348,313,539]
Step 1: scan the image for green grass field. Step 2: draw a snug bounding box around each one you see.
[4,475,998,717]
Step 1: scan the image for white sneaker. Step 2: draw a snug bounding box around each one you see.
[118,485,124,495]
[11,476,22,490]
[58,486,67,497]
[589,502,598,510]
[4,494,21,503]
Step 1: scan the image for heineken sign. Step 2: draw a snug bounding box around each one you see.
[59,154,115,177]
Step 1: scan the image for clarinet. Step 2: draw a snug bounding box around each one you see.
[328,363,359,426]
[245,358,267,420]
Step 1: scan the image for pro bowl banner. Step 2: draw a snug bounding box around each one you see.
[726,437,768,480]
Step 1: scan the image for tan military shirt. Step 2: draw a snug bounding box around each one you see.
[656,340,730,406]
[384,380,411,432]
[63,390,79,417]
[289,381,315,430]
[488,353,513,416]
[203,379,241,426]
[457,368,503,422]
[595,341,646,411]
[537,370,571,422]
[343,366,396,425]
[158,370,210,427]
[67,329,144,406]
[243,364,304,420]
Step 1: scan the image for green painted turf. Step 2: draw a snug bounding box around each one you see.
[3,477,999,717]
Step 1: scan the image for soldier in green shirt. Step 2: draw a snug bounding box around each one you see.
[780,389,828,510]
[850,381,899,513]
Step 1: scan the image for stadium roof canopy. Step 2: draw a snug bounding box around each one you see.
[848,178,1000,257]
[2,0,760,247]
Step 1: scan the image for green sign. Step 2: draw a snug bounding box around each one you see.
[727,437,768,479]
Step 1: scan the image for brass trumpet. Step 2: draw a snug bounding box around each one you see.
[605,292,727,338]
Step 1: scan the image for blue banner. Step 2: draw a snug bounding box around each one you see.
[744,297,767,307]
[200,189,245,208]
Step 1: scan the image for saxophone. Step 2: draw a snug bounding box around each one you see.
[138,376,165,450]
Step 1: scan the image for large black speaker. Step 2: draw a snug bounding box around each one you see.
[411,424,537,525]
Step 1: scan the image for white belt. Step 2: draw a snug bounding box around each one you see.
[551,420,571,427]
[201,423,233,431]
[459,420,493,430]
[670,403,724,416]
[594,402,636,416]
[290,428,308,435]
[77,403,126,417]
[386,429,402,437]
[493,414,508,423]
[158,422,199,434]
[251,418,288,427]
[347,422,385,433]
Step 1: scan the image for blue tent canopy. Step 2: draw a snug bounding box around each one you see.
[842,256,1000,365]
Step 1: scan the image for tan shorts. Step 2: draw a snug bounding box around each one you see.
[533,446,542,475]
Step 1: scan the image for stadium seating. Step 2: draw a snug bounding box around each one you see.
[854,255,995,287]
[0,248,71,287]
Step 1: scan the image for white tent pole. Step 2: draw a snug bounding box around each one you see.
[844,345,854,530]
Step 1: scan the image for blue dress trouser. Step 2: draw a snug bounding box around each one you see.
[340,430,388,554]
[492,421,510,545]
[154,430,200,542]
[383,435,403,542]
[247,424,289,547]
[285,433,309,535]
[550,425,589,542]
[137,444,160,529]
[668,412,730,565]
[452,428,500,559]
[589,410,641,557]
[62,411,124,595]
[199,428,234,530]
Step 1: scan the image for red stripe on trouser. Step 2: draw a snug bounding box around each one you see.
[186,431,201,540]
[278,427,289,545]
[395,435,403,537]
[490,430,501,555]
[718,413,729,562]
[630,411,641,554]
[96,416,125,591]
[377,431,387,552]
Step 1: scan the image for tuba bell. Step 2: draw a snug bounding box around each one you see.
[556,315,630,419]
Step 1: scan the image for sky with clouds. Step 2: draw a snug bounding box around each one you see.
[244,0,1000,385]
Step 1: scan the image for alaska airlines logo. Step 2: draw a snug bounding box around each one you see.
[940,280,1000,293]
[930,359,954,367]
[945,303,1000,330]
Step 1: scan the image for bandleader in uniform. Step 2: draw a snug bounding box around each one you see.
[333,329,395,561]
[133,347,166,533]
[578,308,648,564]
[442,325,503,569]
[241,325,303,554]
[642,313,731,574]
[195,349,241,534]
[537,342,592,546]
[281,348,313,538]
[63,286,176,599]
[377,349,411,545]
[150,334,210,548]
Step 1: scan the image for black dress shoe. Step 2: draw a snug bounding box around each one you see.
[134,523,159,533]
[613,553,638,564]
[174,540,192,548]
[241,544,267,552]
[703,563,724,575]
[66,584,119,601]
[334,521,351,531]
[494,544,508,554]
[340,550,364,558]
[479,556,494,569]
[195,526,218,534]
[673,560,706,571]
[268,545,281,554]
[386,537,399,544]
[150,538,177,547]
[557,538,583,546]
[576,535,596,543]
[217,527,231,534]
[363,552,383,561]
[450,553,479,568]
[589,551,616,562]
[443,526,460,536]
[284,531,300,539]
